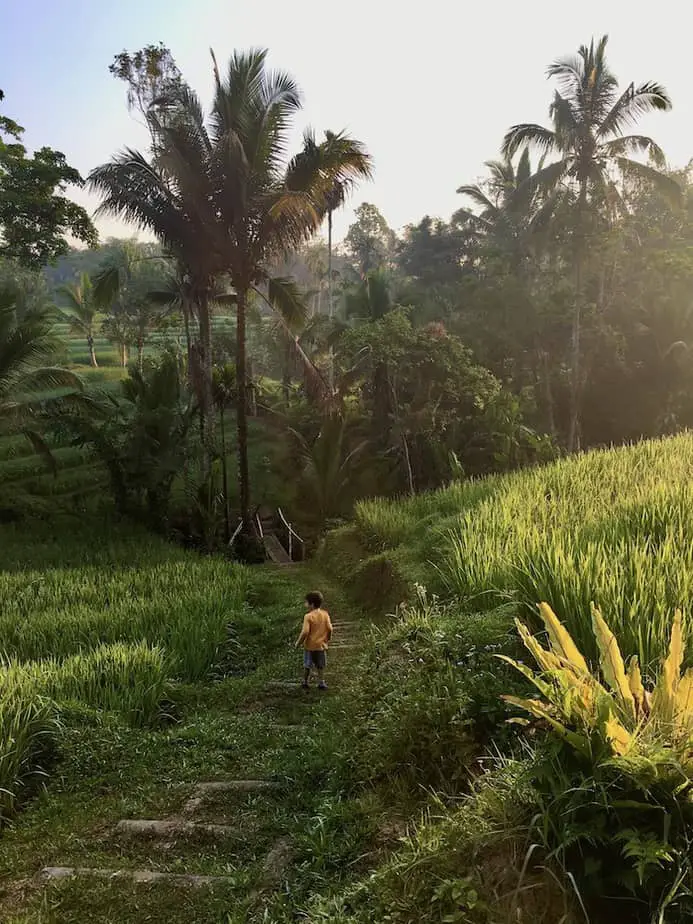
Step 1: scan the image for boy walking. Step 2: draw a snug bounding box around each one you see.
[296,591,332,690]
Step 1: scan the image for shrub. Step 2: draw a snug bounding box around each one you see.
[310,765,577,924]
[349,587,524,790]
[505,603,693,920]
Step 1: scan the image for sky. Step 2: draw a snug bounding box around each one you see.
[1,0,692,246]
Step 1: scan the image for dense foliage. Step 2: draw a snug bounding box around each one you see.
[0,90,97,268]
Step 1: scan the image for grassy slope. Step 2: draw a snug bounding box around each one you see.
[323,434,693,668]
[0,522,379,924]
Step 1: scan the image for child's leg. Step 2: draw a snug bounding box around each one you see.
[303,651,311,686]
[316,651,327,689]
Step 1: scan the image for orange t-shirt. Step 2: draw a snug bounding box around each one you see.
[300,608,332,650]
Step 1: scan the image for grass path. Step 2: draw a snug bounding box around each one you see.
[1,566,369,924]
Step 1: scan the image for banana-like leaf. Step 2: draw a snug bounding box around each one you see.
[538,603,590,675]
[604,712,633,756]
[627,656,648,719]
[652,610,684,723]
[592,604,636,720]
[674,668,693,734]
[503,695,589,755]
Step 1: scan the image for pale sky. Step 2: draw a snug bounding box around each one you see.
[1,0,691,246]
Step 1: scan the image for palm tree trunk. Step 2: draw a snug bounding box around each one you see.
[198,294,215,477]
[236,288,251,531]
[137,337,144,373]
[327,209,334,390]
[539,348,556,439]
[568,185,587,453]
[220,406,231,543]
[87,335,98,368]
[181,299,193,374]
[402,432,415,496]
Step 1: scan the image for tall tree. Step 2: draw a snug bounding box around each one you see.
[93,242,171,371]
[319,130,373,319]
[57,273,100,367]
[212,363,236,542]
[503,35,677,450]
[455,148,558,267]
[0,91,97,269]
[109,44,183,153]
[344,203,394,276]
[89,49,371,535]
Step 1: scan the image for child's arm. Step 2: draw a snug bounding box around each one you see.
[295,614,310,648]
[326,613,333,643]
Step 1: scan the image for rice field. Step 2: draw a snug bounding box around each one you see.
[0,520,249,823]
[353,434,693,672]
[0,315,237,511]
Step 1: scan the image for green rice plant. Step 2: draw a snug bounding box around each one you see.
[355,435,693,669]
[0,446,92,483]
[1,643,169,726]
[0,530,249,680]
[0,683,57,822]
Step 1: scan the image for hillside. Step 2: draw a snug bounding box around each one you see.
[324,433,693,668]
[4,438,693,923]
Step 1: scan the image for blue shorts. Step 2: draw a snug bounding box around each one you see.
[304,650,326,670]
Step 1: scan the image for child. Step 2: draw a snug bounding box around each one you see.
[296,590,332,690]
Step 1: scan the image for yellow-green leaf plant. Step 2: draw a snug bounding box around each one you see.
[501,603,693,763]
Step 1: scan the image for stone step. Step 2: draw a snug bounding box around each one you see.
[183,780,280,815]
[41,866,230,886]
[116,819,234,838]
[195,780,280,794]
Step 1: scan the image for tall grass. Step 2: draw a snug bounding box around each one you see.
[0,532,248,679]
[355,435,693,670]
[1,642,169,726]
[0,520,252,822]
[0,686,56,822]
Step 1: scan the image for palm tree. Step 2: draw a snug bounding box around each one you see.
[317,130,373,321]
[89,50,371,534]
[0,287,82,480]
[290,415,367,533]
[343,270,393,323]
[88,105,227,474]
[93,243,171,372]
[456,150,563,432]
[296,129,372,388]
[503,35,677,450]
[57,273,100,367]
[455,148,558,267]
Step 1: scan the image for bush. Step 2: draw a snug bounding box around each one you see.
[349,587,525,790]
[505,603,693,921]
[311,765,577,924]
